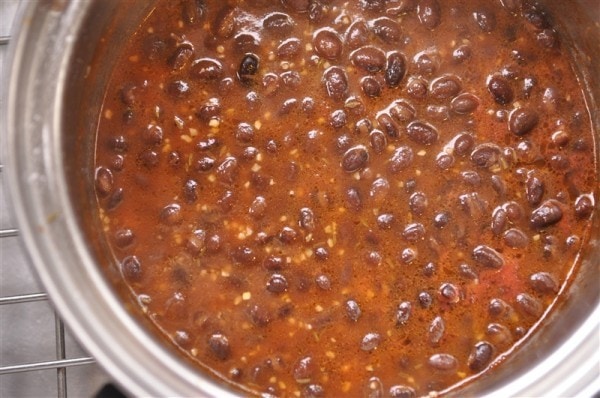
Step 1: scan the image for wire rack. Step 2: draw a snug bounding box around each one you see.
[0,9,110,396]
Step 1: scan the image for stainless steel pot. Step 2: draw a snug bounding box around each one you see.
[3,1,599,396]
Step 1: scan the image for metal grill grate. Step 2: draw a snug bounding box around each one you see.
[0,5,110,396]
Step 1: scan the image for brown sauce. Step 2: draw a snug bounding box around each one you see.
[93,0,597,396]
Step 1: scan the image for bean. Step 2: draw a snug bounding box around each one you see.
[313,28,343,60]
[363,377,384,398]
[114,229,134,249]
[409,192,428,215]
[488,298,511,317]
[303,384,325,398]
[389,100,415,122]
[195,156,215,172]
[451,93,480,114]
[529,272,559,294]
[345,299,362,322]
[396,301,412,325]
[277,38,302,60]
[417,0,441,29]
[509,107,539,136]
[525,175,544,206]
[402,223,425,241]
[190,57,223,80]
[216,157,238,184]
[453,133,475,157]
[121,255,142,282]
[574,194,594,218]
[234,32,260,52]
[208,333,230,360]
[500,0,523,13]
[384,51,407,88]
[461,170,482,186]
[298,207,316,231]
[160,203,182,226]
[468,341,494,371]
[413,49,440,76]
[428,316,445,346]
[389,385,416,398]
[418,291,433,308]
[293,356,315,383]
[231,245,257,265]
[278,226,298,244]
[503,228,528,248]
[168,42,194,70]
[406,77,428,99]
[430,74,462,100]
[407,121,438,145]
[108,135,128,153]
[433,212,450,228]
[266,274,289,294]
[473,8,497,32]
[487,323,513,345]
[95,167,113,197]
[452,44,472,63]
[471,143,501,168]
[515,293,543,317]
[388,146,414,173]
[377,113,400,138]
[530,200,563,229]
[472,245,504,268]
[487,75,514,105]
[345,19,369,50]
[361,76,382,98]
[262,12,294,35]
[345,187,362,211]
[361,332,382,351]
[428,353,458,371]
[181,0,205,25]
[237,53,259,84]
[281,0,309,12]
[369,130,387,154]
[523,4,550,29]
[369,17,401,43]
[359,0,386,11]
[537,29,558,48]
[197,98,221,122]
[490,207,507,236]
[322,66,348,100]
[439,283,460,303]
[350,46,387,73]
[341,145,369,172]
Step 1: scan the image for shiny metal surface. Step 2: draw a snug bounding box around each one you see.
[3,1,598,397]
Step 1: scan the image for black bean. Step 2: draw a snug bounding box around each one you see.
[409,192,428,215]
[406,77,428,99]
[451,93,480,114]
[363,377,384,398]
[490,207,508,236]
[388,146,414,173]
[370,177,390,204]
[530,200,563,229]
[345,187,362,211]
[523,4,550,29]
[266,274,289,294]
[313,28,343,60]
[186,229,206,255]
[303,384,325,398]
[376,213,395,229]
[487,75,514,105]
[361,76,382,98]
[488,298,511,317]
[345,19,369,49]
[197,98,221,122]
[345,299,362,322]
[299,207,316,231]
[537,28,558,48]
[208,333,230,360]
[234,32,260,53]
[322,66,348,101]
[428,353,458,371]
[263,255,285,271]
[428,316,445,346]
[277,37,302,60]
[182,179,198,203]
[439,283,460,303]
[395,301,412,325]
[281,0,309,11]
[473,8,496,32]
[389,100,415,122]
[461,170,482,186]
[168,41,195,71]
[472,245,504,269]
[293,356,315,382]
[167,80,191,99]
[121,255,142,282]
[430,74,461,100]
[108,135,128,153]
[418,291,433,308]
[574,194,594,219]
[216,157,238,184]
[407,121,438,145]
[384,51,407,88]
[452,133,474,157]
[350,46,387,73]
[237,53,259,84]
[138,149,159,168]
[433,212,450,228]
[509,107,539,136]
[341,145,369,172]
[160,203,182,225]
[470,143,501,168]
[413,49,440,75]
[114,229,134,249]
[402,223,425,241]
[248,196,267,219]
[263,12,294,35]
[369,17,401,43]
[235,122,255,143]
[361,332,382,351]
[190,57,223,80]
[503,228,528,248]
[377,113,400,138]
[95,167,113,197]
[181,0,206,25]
[529,272,559,294]
[468,341,494,372]
[525,175,544,206]
[231,245,257,266]
[366,251,382,266]
[219,191,235,213]
[417,0,441,29]
[368,130,386,154]
[459,263,479,280]
[452,44,472,63]
[515,293,544,317]
[389,385,416,398]
[195,156,215,172]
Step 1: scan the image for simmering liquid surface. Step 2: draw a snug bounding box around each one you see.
[94,0,596,396]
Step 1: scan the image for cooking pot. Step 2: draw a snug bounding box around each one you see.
[3,1,599,396]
